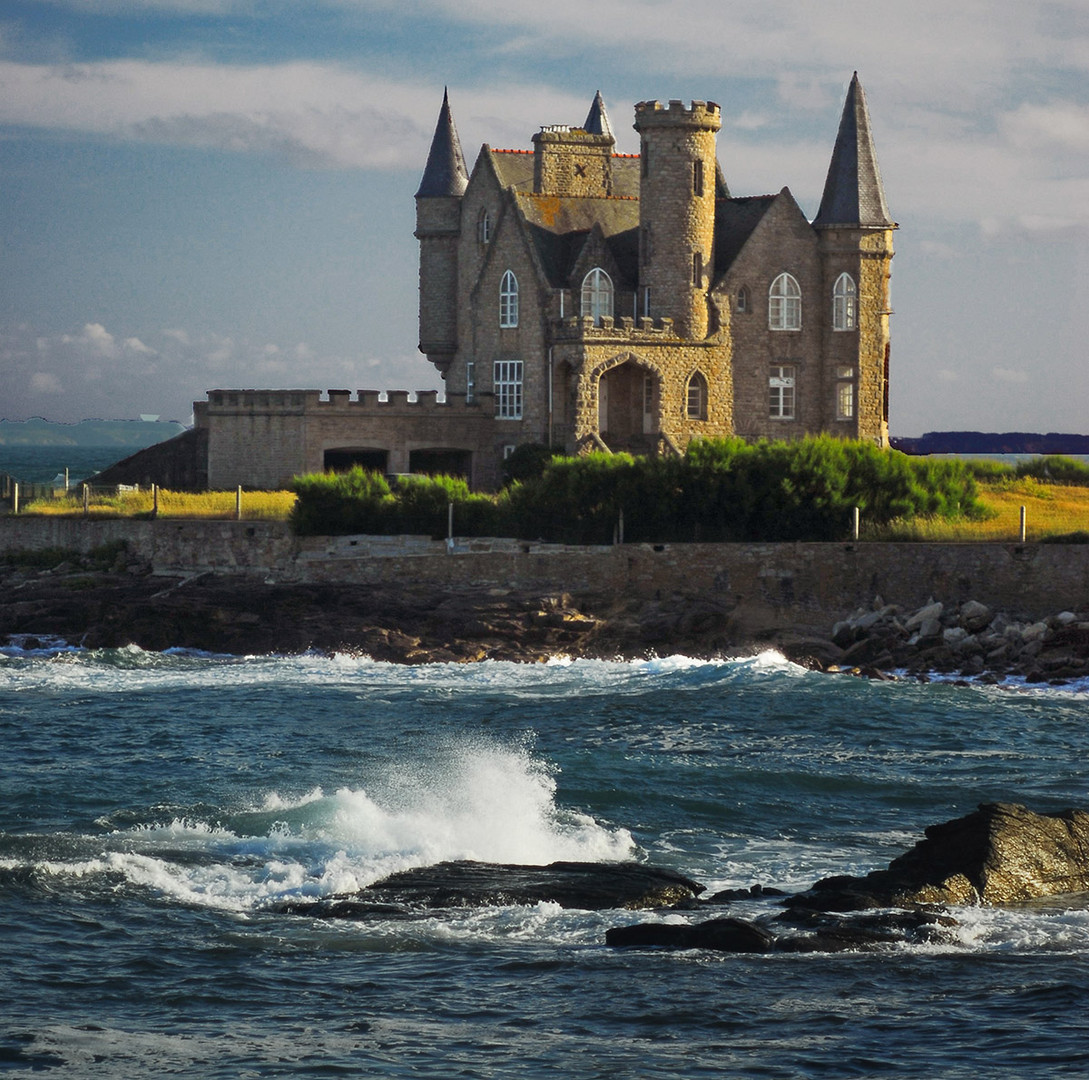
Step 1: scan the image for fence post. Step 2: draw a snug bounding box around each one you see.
[447,501,454,552]
[1019,505,1027,543]
[64,468,69,493]
[852,506,860,541]
[82,484,89,518]
[152,484,159,520]
[12,482,18,515]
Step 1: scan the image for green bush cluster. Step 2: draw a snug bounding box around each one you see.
[291,437,984,542]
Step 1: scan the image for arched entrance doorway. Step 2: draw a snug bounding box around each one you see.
[598,361,659,453]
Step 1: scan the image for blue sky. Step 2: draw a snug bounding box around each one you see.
[2,1,1088,435]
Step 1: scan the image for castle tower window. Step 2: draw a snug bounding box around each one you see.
[494,360,523,419]
[692,251,703,288]
[836,365,855,419]
[465,360,475,404]
[686,371,708,420]
[833,272,857,331]
[693,159,704,197]
[499,270,519,328]
[769,273,801,331]
[478,210,491,244]
[769,364,796,419]
[581,268,614,326]
[736,286,749,313]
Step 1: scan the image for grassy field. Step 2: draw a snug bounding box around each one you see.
[20,488,296,520]
[16,475,1089,541]
[867,477,1089,541]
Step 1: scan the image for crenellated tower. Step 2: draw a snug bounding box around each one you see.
[633,99,721,339]
[415,89,469,375]
[813,73,896,446]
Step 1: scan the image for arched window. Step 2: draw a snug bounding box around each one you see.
[769,273,801,330]
[499,270,518,328]
[833,272,857,331]
[736,286,749,313]
[580,268,614,325]
[686,370,708,421]
[478,210,491,244]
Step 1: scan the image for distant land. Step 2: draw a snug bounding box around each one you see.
[890,432,1089,456]
[0,418,187,448]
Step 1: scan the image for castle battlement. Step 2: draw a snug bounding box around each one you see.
[204,389,481,415]
[553,314,679,341]
[633,99,721,128]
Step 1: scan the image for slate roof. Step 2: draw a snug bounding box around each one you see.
[713,194,780,274]
[813,73,894,228]
[416,88,469,198]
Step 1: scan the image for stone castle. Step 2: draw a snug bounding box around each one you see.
[188,75,894,490]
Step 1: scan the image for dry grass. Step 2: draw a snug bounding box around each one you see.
[20,488,296,520]
[866,478,1089,541]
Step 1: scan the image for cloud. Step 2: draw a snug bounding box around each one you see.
[992,367,1030,383]
[30,371,63,394]
[0,320,440,422]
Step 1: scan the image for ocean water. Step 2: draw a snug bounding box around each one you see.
[2,644,1089,1078]
[0,446,130,486]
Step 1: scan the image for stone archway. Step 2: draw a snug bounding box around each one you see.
[590,355,662,454]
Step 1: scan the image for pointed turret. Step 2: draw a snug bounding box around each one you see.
[583,91,613,139]
[416,88,468,198]
[415,89,468,374]
[813,73,893,228]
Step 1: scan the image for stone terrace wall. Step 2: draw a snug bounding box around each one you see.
[2,518,1087,632]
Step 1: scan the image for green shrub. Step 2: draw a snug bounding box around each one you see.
[289,438,988,542]
[1015,455,1089,485]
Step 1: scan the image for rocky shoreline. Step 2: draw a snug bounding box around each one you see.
[2,551,1089,682]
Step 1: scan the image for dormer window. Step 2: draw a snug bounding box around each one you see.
[499,270,519,328]
[581,267,614,326]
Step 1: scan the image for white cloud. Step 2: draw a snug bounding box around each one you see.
[30,371,63,393]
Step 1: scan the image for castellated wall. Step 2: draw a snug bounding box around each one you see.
[200,390,497,490]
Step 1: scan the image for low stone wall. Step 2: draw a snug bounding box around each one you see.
[2,517,1087,631]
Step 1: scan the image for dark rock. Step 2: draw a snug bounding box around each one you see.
[789,802,1089,910]
[606,917,775,952]
[278,860,704,916]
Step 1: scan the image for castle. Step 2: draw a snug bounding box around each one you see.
[191,75,894,491]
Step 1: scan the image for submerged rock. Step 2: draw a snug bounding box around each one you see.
[606,917,774,952]
[277,860,704,916]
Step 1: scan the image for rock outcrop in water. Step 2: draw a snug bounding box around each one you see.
[607,803,1089,953]
[788,802,1089,910]
[275,860,704,916]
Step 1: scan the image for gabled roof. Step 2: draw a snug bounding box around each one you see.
[416,88,469,198]
[713,193,780,274]
[515,193,640,287]
[813,73,894,228]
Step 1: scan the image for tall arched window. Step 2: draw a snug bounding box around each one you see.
[833,272,857,331]
[478,210,491,244]
[769,273,801,330]
[686,370,708,420]
[580,268,613,325]
[499,270,518,328]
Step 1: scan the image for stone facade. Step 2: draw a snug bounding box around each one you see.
[193,76,895,491]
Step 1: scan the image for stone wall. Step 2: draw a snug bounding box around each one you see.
[2,517,1086,633]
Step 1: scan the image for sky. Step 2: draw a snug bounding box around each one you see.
[1,1,1088,436]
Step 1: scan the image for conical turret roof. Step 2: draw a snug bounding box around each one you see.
[416,88,469,198]
[583,90,614,140]
[813,74,893,228]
